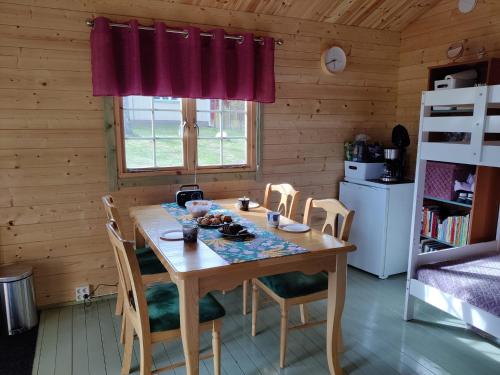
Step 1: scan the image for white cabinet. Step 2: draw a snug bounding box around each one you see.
[340,179,414,279]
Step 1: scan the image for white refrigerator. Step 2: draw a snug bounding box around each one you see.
[339,178,414,279]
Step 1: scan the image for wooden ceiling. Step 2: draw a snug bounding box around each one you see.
[170,0,442,31]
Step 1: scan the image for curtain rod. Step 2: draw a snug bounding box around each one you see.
[85,19,284,45]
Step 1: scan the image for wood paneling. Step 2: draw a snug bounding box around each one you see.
[396,0,500,175]
[170,0,441,31]
[0,0,400,306]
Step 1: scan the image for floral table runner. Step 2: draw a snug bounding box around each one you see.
[162,202,309,264]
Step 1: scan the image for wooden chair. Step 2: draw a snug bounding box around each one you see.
[242,183,301,315]
[102,195,168,317]
[263,183,301,220]
[251,198,354,368]
[105,220,225,375]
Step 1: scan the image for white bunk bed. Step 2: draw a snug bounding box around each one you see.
[404,84,500,338]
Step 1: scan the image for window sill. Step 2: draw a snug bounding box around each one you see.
[118,165,255,179]
[116,169,259,189]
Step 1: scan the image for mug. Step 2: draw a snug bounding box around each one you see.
[266,211,281,228]
[238,197,250,211]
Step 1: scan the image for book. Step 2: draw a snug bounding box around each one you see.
[421,206,469,248]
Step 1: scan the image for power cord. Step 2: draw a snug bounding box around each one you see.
[83,283,118,307]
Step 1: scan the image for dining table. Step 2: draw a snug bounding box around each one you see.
[129,198,356,375]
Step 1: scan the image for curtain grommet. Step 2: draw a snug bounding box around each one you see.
[237,36,244,45]
[183,30,189,39]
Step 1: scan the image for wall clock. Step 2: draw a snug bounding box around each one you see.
[321,46,347,74]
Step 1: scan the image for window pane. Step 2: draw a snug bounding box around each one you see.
[222,111,246,138]
[198,139,221,166]
[156,139,183,167]
[197,111,221,137]
[229,100,246,111]
[196,99,220,111]
[153,97,182,110]
[223,139,246,165]
[154,111,183,137]
[121,97,251,171]
[123,110,152,138]
[125,139,154,169]
[123,96,152,110]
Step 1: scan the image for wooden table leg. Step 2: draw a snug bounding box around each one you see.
[134,224,146,248]
[178,277,200,375]
[326,253,347,375]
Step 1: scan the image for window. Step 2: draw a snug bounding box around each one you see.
[115,97,256,177]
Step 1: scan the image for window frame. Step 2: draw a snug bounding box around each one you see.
[114,97,257,178]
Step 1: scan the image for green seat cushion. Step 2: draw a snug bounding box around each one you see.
[135,246,155,258]
[145,283,225,332]
[135,247,167,275]
[258,271,328,299]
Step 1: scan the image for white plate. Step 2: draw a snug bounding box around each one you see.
[234,201,260,210]
[278,223,311,233]
[160,229,183,241]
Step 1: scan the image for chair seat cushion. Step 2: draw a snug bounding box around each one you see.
[145,283,225,332]
[258,271,328,299]
[135,247,167,275]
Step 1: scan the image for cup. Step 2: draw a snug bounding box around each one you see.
[266,211,281,228]
[238,197,250,211]
[182,223,198,243]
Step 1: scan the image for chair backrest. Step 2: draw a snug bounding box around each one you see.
[263,183,301,220]
[102,195,125,235]
[105,220,151,337]
[303,198,354,241]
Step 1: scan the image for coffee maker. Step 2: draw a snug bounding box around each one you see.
[381,125,410,182]
[381,148,403,182]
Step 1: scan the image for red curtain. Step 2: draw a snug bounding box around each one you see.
[90,17,275,103]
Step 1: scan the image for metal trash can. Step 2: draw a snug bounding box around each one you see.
[0,264,38,336]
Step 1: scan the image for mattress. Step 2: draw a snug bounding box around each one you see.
[416,252,500,317]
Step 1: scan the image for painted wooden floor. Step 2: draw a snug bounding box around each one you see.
[32,268,500,375]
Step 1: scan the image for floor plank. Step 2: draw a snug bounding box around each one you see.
[31,307,46,375]
[84,303,106,375]
[33,269,500,375]
[97,300,122,375]
[72,303,89,375]
[54,306,73,375]
[37,308,59,375]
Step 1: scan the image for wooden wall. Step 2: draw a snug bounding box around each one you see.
[396,0,500,173]
[0,0,399,306]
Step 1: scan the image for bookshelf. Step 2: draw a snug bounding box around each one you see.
[423,196,472,208]
[420,234,453,248]
[419,161,499,252]
[427,58,500,90]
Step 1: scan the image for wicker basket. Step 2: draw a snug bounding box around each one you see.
[424,162,473,201]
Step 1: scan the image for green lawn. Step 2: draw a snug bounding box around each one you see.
[124,122,246,168]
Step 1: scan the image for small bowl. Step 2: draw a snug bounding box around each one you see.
[185,200,212,218]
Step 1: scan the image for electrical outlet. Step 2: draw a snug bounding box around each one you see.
[75,285,90,302]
